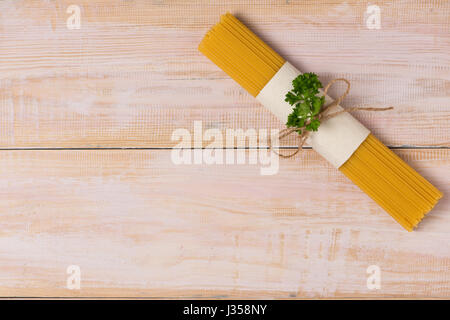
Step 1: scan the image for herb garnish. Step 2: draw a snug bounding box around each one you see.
[285,73,325,135]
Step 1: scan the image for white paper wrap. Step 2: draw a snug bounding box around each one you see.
[256,61,370,168]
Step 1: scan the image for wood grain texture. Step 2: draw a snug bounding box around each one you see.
[0,0,448,148]
[0,149,448,298]
[0,0,448,299]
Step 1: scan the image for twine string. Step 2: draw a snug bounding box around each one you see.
[268,78,393,158]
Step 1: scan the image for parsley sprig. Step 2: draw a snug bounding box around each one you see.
[285,73,325,135]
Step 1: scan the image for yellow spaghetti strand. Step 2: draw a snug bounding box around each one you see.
[340,135,442,231]
[198,13,443,231]
[199,13,284,96]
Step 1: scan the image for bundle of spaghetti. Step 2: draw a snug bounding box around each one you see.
[199,13,442,231]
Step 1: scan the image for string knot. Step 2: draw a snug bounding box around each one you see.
[269,78,393,158]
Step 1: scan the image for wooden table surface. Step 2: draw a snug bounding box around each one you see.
[0,0,449,298]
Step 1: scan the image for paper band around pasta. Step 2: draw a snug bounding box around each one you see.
[256,62,370,168]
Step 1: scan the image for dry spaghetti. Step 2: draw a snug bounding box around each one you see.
[199,13,442,231]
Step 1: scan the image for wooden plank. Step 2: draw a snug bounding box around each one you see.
[0,0,448,148]
[0,149,448,298]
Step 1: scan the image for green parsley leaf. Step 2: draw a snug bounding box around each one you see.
[285,73,325,134]
[306,118,321,131]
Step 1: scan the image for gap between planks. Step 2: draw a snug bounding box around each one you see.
[0,146,448,151]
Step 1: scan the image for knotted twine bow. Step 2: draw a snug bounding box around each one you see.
[268,78,394,158]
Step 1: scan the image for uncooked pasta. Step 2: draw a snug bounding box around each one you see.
[199,13,442,231]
